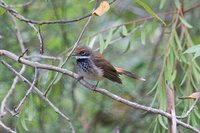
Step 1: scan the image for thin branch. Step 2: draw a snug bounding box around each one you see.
[10,0,34,8]
[1,60,75,133]
[0,0,117,25]
[38,26,44,54]
[14,67,38,114]
[28,24,44,54]
[177,96,200,119]
[0,65,26,117]
[1,50,200,133]
[10,15,26,52]
[2,1,44,54]
[0,120,16,133]
[0,15,27,117]
[24,54,61,61]
[43,0,98,96]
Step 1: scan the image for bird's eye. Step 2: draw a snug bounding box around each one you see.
[80,51,85,55]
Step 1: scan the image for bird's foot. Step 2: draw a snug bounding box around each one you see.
[92,81,99,91]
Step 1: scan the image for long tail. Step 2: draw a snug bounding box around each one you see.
[114,67,146,81]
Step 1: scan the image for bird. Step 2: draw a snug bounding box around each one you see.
[73,46,145,85]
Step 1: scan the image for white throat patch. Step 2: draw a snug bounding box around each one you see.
[75,56,90,59]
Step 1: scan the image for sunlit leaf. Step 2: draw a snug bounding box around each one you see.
[93,1,110,16]
[179,92,200,99]
[184,45,200,54]
[0,7,6,16]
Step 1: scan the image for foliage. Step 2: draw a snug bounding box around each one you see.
[0,0,200,133]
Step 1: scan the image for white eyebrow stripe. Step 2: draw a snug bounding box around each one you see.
[75,56,90,59]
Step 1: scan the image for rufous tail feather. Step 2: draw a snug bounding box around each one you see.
[114,67,146,81]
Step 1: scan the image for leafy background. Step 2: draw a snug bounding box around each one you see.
[0,0,200,133]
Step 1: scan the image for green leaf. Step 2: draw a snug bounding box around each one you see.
[174,31,182,50]
[123,40,131,53]
[99,34,105,53]
[26,95,35,121]
[193,49,200,59]
[159,0,166,9]
[158,116,168,129]
[184,45,200,54]
[19,112,29,131]
[89,36,97,48]
[105,28,113,46]
[179,17,193,29]
[0,7,6,16]
[120,25,128,37]
[135,0,166,26]
[174,0,181,8]
[141,29,146,45]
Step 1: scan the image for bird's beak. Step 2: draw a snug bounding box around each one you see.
[71,54,76,57]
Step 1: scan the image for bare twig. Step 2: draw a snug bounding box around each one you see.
[0,120,16,133]
[177,96,200,119]
[38,26,44,54]
[0,50,200,133]
[0,65,26,117]
[1,60,75,133]
[0,0,116,25]
[0,15,27,117]
[10,15,26,52]
[24,54,61,60]
[13,67,38,114]
[28,24,44,54]
[1,1,44,54]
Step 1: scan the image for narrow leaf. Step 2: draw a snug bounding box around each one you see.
[141,29,146,45]
[184,45,200,54]
[120,25,128,37]
[135,0,166,26]
[105,28,113,47]
[179,92,200,99]
[179,17,193,29]
[0,7,6,16]
[123,40,131,53]
[99,34,105,53]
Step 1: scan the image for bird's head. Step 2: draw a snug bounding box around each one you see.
[74,46,92,59]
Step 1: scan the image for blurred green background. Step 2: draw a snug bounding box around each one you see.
[0,0,200,133]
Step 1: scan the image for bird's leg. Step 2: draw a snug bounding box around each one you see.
[92,81,99,91]
[18,49,28,63]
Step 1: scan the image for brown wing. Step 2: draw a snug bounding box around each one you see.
[92,51,122,84]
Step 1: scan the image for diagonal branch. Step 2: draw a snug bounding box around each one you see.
[13,67,38,114]
[0,120,16,133]
[0,50,200,133]
[1,60,75,133]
